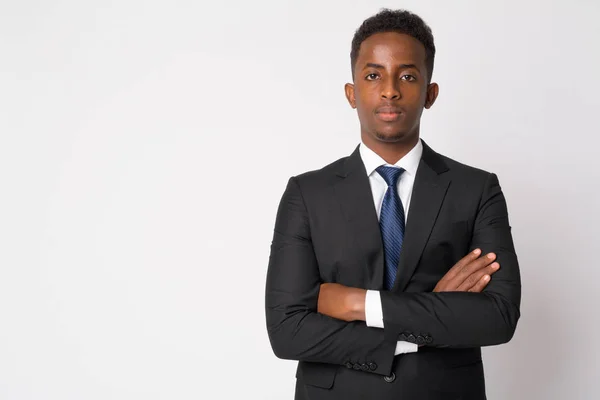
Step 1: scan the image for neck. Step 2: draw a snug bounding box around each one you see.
[361,133,420,164]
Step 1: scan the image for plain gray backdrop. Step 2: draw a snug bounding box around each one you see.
[1,0,599,399]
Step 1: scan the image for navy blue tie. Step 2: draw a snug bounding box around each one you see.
[376,166,406,290]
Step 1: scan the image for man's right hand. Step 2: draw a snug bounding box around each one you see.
[433,249,500,293]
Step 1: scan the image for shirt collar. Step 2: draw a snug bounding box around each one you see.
[359,139,423,178]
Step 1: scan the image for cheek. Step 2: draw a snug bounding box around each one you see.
[405,92,428,113]
[354,98,375,118]
[357,108,374,125]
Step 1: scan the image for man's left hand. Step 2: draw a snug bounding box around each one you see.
[317,283,367,322]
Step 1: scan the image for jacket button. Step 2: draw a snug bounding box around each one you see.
[353,363,361,370]
[407,334,416,342]
[383,372,396,383]
[416,335,425,345]
[345,362,353,369]
[360,363,369,371]
[426,336,433,344]
[368,362,377,371]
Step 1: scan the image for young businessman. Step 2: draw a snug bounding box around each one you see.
[265,9,521,400]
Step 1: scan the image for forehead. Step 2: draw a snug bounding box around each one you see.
[357,32,426,66]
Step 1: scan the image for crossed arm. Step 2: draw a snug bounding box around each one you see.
[317,248,501,324]
[265,173,521,376]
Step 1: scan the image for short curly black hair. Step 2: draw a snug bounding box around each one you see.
[350,9,436,82]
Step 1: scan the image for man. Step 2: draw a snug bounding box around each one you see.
[265,9,521,400]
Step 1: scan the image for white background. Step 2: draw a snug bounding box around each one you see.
[1,1,599,399]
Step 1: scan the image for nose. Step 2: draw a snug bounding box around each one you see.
[381,78,401,100]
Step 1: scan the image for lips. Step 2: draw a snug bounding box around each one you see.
[376,105,404,114]
[375,105,404,122]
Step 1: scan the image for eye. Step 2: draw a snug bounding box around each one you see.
[401,74,416,82]
[365,73,379,81]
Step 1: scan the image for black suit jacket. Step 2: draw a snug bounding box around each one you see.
[265,141,521,400]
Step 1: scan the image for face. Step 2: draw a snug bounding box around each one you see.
[345,32,438,147]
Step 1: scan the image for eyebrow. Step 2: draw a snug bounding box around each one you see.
[363,63,420,72]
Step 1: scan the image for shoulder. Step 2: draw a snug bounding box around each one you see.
[441,154,492,180]
[434,151,502,196]
[289,152,351,191]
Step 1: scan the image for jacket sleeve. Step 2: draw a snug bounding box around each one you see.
[379,173,521,348]
[265,177,397,376]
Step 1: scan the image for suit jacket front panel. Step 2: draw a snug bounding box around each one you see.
[404,173,481,293]
[298,149,387,291]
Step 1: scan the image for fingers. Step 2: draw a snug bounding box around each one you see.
[435,250,500,293]
[440,248,482,283]
[456,262,500,292]
[467,274,491,292]
[453,252,497,287]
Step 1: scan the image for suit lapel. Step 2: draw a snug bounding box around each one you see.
[333,146,385,290]
[393,141,451,292]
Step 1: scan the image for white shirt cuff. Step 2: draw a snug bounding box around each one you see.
[394,341,419,355]
[365,290,384,328]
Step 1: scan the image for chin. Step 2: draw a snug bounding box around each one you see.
[374,129,408,143]
[373,121,419,143]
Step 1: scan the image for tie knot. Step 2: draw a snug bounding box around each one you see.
[376,166,405,187]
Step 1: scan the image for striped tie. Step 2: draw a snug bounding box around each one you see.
[376,166,406,290]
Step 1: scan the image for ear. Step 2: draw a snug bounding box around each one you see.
[424,82,439,109]
[344,83,356,109]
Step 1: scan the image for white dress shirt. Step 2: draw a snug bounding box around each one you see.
[358,139,423,355]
